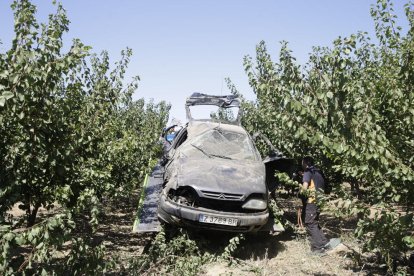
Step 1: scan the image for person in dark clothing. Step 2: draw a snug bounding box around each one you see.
[301,156,336,254]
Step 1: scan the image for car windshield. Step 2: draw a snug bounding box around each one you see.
[186,128,259,161]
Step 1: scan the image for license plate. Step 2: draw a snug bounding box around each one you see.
[199,214,238,226]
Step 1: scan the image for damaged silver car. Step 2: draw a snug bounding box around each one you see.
[158,93,294,232]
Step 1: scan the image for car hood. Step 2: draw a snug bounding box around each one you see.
[176,157,266,198]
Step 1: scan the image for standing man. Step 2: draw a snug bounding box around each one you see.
[301,156,334,254]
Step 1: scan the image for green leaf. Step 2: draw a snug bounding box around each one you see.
[36,242,44,249]
[403,236,414,248]
[326,91,333,99]
[15,236,26,245]
[393,194,401,202]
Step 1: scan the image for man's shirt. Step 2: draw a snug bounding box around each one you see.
[303,166,325,204]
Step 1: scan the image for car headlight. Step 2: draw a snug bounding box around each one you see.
[242,198,267,210]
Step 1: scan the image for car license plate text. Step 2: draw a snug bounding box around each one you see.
[199,214,238,226]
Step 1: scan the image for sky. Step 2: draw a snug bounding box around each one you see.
[0,1,410,123]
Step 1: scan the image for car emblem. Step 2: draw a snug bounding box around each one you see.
[218,193,226,199]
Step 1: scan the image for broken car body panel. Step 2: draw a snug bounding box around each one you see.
[185,93,243,125]
[157,94,295,232]
[158,120,269,232]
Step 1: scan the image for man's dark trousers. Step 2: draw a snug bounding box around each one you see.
[304,203,328,251]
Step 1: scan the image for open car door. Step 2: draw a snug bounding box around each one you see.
[263,154,297,192]
[252,132,298,192]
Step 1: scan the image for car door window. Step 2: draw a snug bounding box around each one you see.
[173,129,188,149]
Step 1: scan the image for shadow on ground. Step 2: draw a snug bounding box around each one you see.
[99,193,410,275]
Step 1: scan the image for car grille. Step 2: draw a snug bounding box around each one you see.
[197,191,254,213]
[200,190,244,200]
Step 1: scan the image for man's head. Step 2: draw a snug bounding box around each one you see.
[302,156,314,170]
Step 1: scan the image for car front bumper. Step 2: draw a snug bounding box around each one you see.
[158,193,269,232]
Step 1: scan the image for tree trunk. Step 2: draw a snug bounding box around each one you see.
[27,202,40,227]
[350,180,361,199]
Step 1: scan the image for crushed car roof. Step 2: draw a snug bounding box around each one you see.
[187,121,247,139]
[180,121,260,162]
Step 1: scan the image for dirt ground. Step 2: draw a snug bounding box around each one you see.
[96,194,391,276]
[6,194,406,275]
[203,234,356,276]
